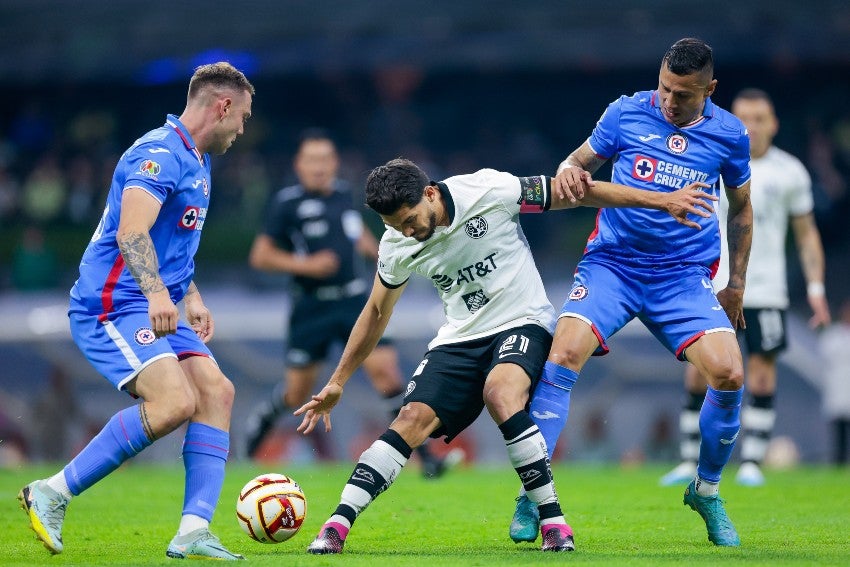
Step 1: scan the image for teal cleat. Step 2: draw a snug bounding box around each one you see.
[166,528,245,560]
[509,494,540,543]
[683,480,741,546]
[18,479,69,555]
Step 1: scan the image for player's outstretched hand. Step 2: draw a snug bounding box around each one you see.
[552,166,594,204]
[294,383,344,434]
[664,182,716,229]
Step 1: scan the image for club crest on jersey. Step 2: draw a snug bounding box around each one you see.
[666,133,688,154]
[134,327,157,345]
[139,159,161,179]
[569,285,588,301]
[465,216,488,239]
[405,380,417,396]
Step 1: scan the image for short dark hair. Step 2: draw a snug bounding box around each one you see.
[365,158,430,215]
[662,38,713,77]
[297,127,336,152]
[187,61,255,100]
[734,87,773,107]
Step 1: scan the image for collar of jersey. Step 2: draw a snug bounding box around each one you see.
[435,181,456,225]
[166,114,205,165]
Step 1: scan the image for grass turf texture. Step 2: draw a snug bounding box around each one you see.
[2,462,847,566]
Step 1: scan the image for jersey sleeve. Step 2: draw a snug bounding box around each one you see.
[121,146,180,204]
[720,128,751,189]
[587,97,624,159]
[787,159,814,216]
[376,238,411,288]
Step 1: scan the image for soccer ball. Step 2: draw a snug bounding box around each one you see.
[236,473,307,543]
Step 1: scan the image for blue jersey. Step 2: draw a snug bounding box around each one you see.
[584,90,750,268]
[70,115,212,316]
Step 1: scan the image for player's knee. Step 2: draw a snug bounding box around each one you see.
[394,402,436,430]
[547,346,585,369]
[705,356,744,391]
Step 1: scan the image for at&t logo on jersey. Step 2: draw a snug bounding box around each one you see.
[631,155,709,189]
[134,327,157,345]
[465,216,488,239]
[179,206,207,230]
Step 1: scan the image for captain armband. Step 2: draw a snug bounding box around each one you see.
[517,175,552,213]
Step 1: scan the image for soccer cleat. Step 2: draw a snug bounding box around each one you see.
[244,401,281,458]
[541,524,575,552]
[18,479,69,555]
[509,494,540,543]
[659,461,697,486]
[735,462,765,487]
[166,528,245,560]
[307,525,346,554]
[683,480,741,546]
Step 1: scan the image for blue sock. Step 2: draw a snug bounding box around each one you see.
[182,422,230,521]
[529,361,578,460]
[64,405,153,495]
[697,386,744,483]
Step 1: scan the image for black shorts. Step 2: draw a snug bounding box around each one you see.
[287,293,391,366]
[740,307,787,355]
[403,324,552,442]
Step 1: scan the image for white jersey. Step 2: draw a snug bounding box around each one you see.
[713,146,813,309]
[377,169,557,350]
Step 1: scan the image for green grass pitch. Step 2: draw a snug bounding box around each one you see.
[2,462,848,565]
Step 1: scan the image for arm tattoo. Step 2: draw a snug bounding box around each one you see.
[185,281,199,299]
[118,231,166,295]
[138,402,157,441]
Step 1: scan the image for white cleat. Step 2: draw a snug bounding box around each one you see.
[659,461,697,486]
[735,462,765,487]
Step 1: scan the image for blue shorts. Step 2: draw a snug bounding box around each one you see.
[70,309,214,391]
[560,257,734,360]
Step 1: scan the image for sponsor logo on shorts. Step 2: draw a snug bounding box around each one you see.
[134,327,157,345]
[666,133,688,154]
[568,285,588,301]
[465,216,488,239]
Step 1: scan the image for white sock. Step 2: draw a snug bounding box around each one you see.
[178,514,209,536]
[46,471,73,500]
[695,476,719,497]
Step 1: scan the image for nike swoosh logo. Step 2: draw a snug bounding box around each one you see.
[532,410,560,420]
[639,134,661,142]
[498,352,521,359]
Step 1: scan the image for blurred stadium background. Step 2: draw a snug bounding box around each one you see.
[1,1,848,467]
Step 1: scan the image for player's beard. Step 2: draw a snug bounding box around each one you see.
[413,211,438,242]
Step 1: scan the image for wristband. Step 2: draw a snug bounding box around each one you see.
[807,282,825,297]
